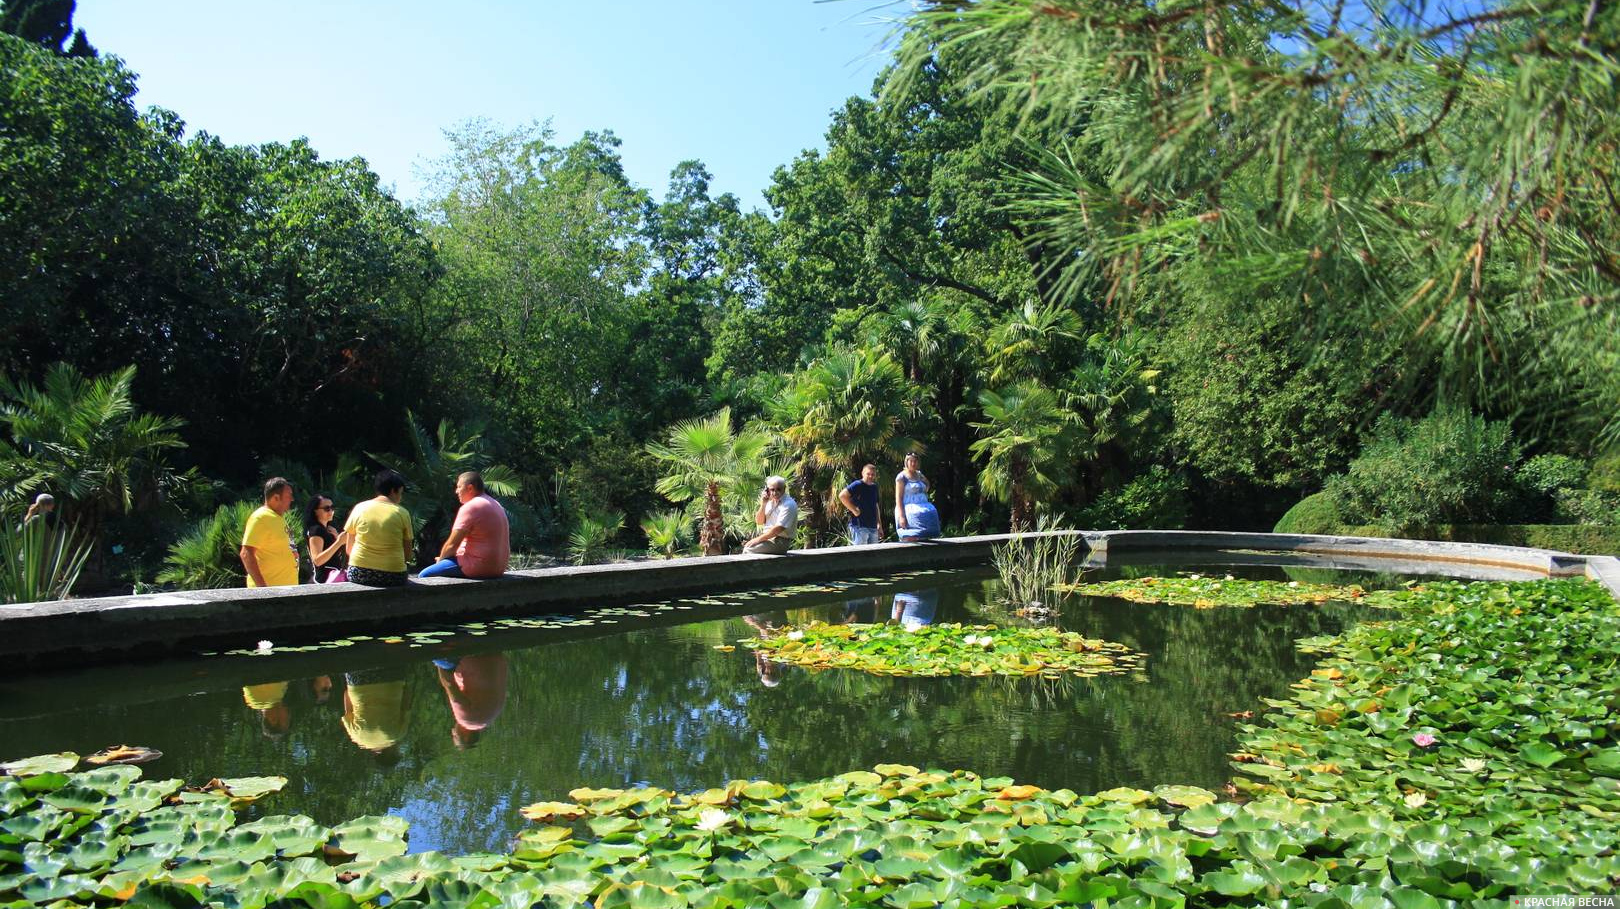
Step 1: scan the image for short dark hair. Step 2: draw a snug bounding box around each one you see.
[457,471,486,494]
[862,463,878,473]
[374,469,407,496]
[263,477,292,502]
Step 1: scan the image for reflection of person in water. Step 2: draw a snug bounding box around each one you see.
[342,669,410,762]
[242,681,291,739]
[842,597,878,624]
[434,653,509,749]
[892,590,939,630]
[743,612,788,688]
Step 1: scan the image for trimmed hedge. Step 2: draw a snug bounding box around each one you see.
[1272,491,1341,535]
[1336,523,1620,555]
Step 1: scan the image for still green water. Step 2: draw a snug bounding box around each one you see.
[0,565,1369,855]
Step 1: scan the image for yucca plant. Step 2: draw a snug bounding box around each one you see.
[0,515,92,604]
[640,510,690,559]
[568,511,624,566]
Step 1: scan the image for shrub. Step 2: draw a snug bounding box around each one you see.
[1077,466,1190,530]
[157,501,302,589]
[1515,454,1588,496]
[1586,448,1620,494]
[1554,488,1620,525]
[1272,492,1341,535]
[1326,409,1521,534]
[568,511,625,566]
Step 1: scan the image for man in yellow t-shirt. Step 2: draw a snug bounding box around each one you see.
[239,477,299,587]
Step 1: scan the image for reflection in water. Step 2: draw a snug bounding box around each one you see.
[342,668,410,763]
[743,612,788,688]
[242,681,290,739]
[842,597,878,624]
[435,654,509,749]
[892,590,938,629]
[0,565,1378,855]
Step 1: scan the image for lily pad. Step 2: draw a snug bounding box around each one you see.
[0,753,79,777]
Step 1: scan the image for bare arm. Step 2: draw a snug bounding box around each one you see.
[309,533,346,567]
[838,487,859,517]
[895,479,908,528]
[239,546,267,587]
[438,527,470,561]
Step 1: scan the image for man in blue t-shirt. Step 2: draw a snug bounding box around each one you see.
[838,463,884,545]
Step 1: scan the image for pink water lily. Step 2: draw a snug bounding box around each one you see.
[1412,733,1438,748]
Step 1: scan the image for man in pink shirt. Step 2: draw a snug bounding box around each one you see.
[418,471,511,579]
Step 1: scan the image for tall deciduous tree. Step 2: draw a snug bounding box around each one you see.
[423,121,650,470]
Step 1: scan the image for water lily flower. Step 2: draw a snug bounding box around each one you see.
[696,808,731,832]
[1460,758,1486,773]
[786,630,804,641]
[1288,581,1300,588]
[1190,574,1202,580]
[1412,733,1437,748]
[1403,791,1428,808]
[1225,574,1235,581]
[256,640,273,652]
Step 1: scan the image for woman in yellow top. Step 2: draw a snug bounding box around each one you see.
[343,469,413,587]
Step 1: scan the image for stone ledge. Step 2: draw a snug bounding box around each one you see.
[3,529,1613,667]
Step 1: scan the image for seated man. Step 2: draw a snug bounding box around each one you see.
[744,476,797,555]
[419,471,511,579]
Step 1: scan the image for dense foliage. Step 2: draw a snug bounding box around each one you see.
[4,0,1620,590]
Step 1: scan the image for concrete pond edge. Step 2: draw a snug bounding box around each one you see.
[2,529,1615,667]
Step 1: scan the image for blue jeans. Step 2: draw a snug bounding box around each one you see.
[418,557,464,579]
[848,526,880,546]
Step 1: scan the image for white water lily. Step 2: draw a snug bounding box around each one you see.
[1460,758,1487,773]
[1288,581,1300,588]
[256,640,273,652]
[1190,574,1202,580]
[696,808,731,832]
[1225,574,1235,581]
[786,630,804,641]
[1403,791,1428,808]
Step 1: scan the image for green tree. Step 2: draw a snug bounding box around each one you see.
[970,382,1073,531]
[771,345,915,538]
[423,121,650,470]
[646,408,774,556]
[894,0,1620,446]
[0,0,93,55]
[984,300,1084,385]
[366,411,520,566]
[0,364,187,545]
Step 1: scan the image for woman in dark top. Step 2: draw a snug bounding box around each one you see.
[303,494,348,583]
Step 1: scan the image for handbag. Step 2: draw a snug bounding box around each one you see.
[323,568,349,584]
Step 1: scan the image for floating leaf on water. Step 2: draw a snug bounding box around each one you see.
[0,753,79,777]
[519,801,587,822]
[1153,785,1217,809]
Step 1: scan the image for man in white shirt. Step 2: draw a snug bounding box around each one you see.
[745,476,798,554]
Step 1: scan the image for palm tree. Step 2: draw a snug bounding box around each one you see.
[984,301,1085,385]
[646,408,774,556]
[640,509,690,559]
[0,363,187,547]
[367,411,521,564]
[970,382,1074,532]
[771,345,915,540]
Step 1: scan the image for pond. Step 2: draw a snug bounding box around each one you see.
[0,562,1386,856]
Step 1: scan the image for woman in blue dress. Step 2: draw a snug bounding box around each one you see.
[894,452,942,541]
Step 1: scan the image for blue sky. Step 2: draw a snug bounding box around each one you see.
[74,0,903,210]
